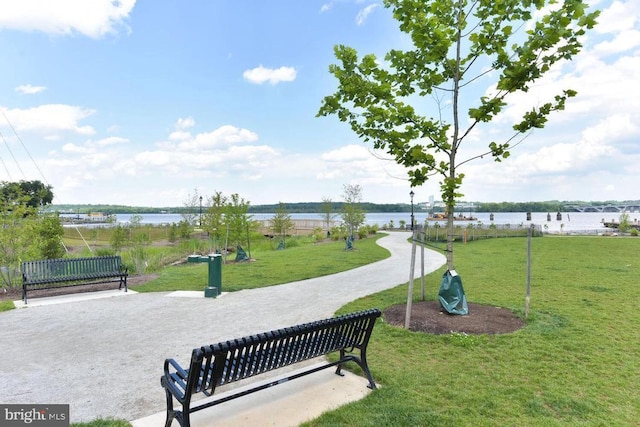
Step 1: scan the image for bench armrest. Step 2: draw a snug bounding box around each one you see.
[162,358,190,401]
[164,358,189,380]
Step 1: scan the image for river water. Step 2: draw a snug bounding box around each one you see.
[105,211,633,234]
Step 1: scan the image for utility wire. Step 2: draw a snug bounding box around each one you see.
[1,109,92,252]
[0,128,25,178]
[0,131,13,180]
[1,109,49,186]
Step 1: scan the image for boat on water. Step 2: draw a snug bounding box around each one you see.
[60,212,116,225]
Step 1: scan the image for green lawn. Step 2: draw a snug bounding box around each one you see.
[307,236,640,426]
[133,235,389,293]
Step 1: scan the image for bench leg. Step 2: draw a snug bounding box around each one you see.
[162,380,182,427]
[335,349,346,377]
[162,386,191,427]
[335,349,377,390]
[359,349,378,390]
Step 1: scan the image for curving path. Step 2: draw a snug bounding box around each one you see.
[0,232,445,423]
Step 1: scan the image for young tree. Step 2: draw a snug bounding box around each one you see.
[618,212,631,233]
[318,0,598,269]
[110,225,127,253]
[202,191,228,248]
[341,184,366,241]
[270,202,294,246]
[128,214,143,227]
[0,202,39,288]
[181,189,201,226]
[321,197,337,231]
[35,214,65,259]
[225,193,252,248]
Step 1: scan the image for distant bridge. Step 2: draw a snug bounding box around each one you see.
[565,203,640,213]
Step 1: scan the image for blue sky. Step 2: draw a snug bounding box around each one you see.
[0,0,638,207]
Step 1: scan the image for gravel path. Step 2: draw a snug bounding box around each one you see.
[0,232,445,423]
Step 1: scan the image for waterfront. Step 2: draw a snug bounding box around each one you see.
[97,211,633,234]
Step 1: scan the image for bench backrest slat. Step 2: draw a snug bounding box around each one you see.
[22,255,124,284]
[188,309,380,396]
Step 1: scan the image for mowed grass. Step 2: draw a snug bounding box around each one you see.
[306,236,640,426]
[133,235,389,293]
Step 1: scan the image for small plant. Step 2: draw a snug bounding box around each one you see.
[630,228,638,237]
[330,225,345,241]
[110,225,127,253]
[448,331,477,348]
[358,227,368,239]
[312,227,325,241]
[168,223,178,243]
[618,212,631,233]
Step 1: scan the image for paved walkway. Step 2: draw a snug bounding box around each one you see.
[0,232,445,424]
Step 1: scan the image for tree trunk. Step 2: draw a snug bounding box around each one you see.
[446,203,454,270]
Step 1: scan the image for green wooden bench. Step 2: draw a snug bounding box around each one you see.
[21,255,128,304]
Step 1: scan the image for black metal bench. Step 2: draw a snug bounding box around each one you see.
[161,308,381,427]
[21,255,128,304]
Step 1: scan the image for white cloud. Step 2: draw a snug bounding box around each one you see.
[169,130,192,141]
[0,104,96,135]
[0,0,136,38]
[176,117,195,130]
[356,4,379,26]
[461,112,634,199]
[177,125,259,150]
[320,2,333,13]
[593,29,640,56]
[318,144,409,185]
[15,84,47,94]
[322,144,372,161]
[595,0,640,34]
[61,143,91,154]
[243,65,297,85]
[109,122,277,183]
[93,136,129,147]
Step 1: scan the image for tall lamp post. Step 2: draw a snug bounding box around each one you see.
[409,190,415,230]
[199,195,203,227]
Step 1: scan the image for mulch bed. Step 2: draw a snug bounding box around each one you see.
[383,301,525,335]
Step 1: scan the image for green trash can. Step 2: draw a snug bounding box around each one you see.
[438,270,468,315]
[187,254,222,297]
